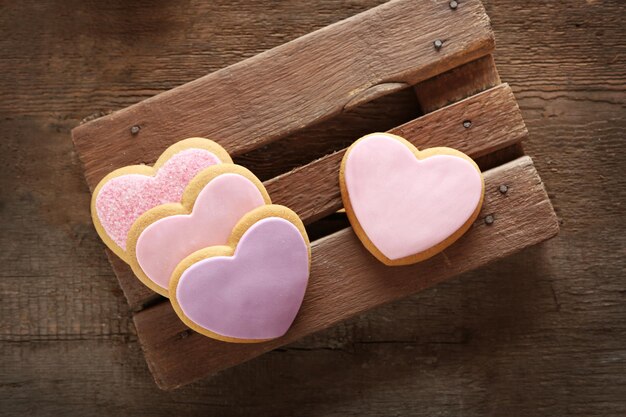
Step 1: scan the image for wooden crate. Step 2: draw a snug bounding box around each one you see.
[71,0,558,389]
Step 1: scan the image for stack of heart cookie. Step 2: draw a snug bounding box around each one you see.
[92,133,485,344]
[91,138,310,343]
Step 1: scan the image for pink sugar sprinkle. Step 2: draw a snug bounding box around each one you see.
[96,148,221,249]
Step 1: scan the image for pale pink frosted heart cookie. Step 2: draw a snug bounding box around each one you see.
[340,133,484,266]
[126,165,271,297]
[169,205,310,343]
[91,138,232,261]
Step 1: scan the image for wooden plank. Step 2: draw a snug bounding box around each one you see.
[117,83,528,309]
[71,0,495,189]
[134,155,559,389]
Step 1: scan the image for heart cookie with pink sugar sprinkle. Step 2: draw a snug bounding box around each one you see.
[91,137,232,262]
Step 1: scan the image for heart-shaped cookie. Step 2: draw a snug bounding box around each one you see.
[340,133,484,266]
[169,205,310,343]
[126,164,271,297]
[91,138,231,261]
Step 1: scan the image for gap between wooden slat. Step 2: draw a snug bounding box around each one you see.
[233,87,422,182]
[134,155,559,389]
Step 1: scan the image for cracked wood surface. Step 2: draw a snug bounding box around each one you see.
[1,0,625,416]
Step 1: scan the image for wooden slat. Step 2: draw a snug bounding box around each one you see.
[117,83,528,309]
[134,155,559,389]
[71,0,494,189]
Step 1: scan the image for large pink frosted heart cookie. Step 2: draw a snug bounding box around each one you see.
[126,165,271,297]
[170,205,310,343]
[91,138,231,261]
[340,133,484,266]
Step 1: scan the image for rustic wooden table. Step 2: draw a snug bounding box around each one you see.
[1,1,624,416]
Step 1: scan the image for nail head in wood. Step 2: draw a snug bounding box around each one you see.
[434,39,444,50]
[130,125,141,135]
[499,184,509,194]
[177,329,192,340]
[463,120,472,128]
[484,214,495,225]
[449,1,458,10]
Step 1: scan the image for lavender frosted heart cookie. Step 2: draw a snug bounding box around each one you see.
[126,164,271,297]
[169,205,310,343]
[91,138,232,262]
[339,132,484,266]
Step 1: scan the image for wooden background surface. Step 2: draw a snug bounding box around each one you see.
[1,0,624,416]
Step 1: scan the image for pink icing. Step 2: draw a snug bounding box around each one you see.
[175,217,309,340]
[344,134,483,260]
[95,148,221,250]
[135,173,266,291]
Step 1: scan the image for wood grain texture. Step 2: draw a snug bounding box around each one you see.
[1,0,625,415]
[115,83,529,309]
[135,156,559,389]
[415,54,501,113]
[71,0,495,189]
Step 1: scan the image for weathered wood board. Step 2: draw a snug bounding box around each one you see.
[3,0,625,414]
